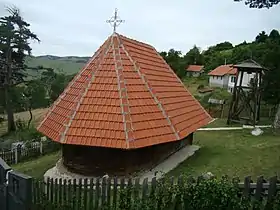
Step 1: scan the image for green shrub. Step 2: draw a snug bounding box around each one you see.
[197,84,205,90]
[118,177,252,210]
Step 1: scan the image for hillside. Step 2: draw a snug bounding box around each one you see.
[25,55,90,77]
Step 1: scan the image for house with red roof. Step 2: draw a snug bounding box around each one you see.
[186,65,204,77]
[208,64,255,93]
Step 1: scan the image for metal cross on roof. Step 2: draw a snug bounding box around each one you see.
[106,8,125,33]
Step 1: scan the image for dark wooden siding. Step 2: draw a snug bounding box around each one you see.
[62,133,193,176]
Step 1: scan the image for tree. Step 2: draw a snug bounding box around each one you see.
[0,7,39,132]
[160,49,186,78]
[234,0,280,8]
[269,29,280,40]
[255,31,268,43]
[261,38,280,129]
[184,45,204,66]
[40,69,75,104]
[23,80,48,128]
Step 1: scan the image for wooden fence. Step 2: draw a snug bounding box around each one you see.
[205,100,276,120]
[31,176,280,209]
[0,140,60,165]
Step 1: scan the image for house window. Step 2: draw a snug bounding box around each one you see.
[231,76,236,83]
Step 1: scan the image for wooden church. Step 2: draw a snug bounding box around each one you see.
[37,10,212,177]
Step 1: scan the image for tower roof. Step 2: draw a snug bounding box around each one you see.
[37,33,212,149]
[233,59,267,70]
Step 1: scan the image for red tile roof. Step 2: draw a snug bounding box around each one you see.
[37,33,212,149]
[208,64,237,76]
[186,65,204,72]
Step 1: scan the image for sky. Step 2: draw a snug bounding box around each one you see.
[0,0,280,56]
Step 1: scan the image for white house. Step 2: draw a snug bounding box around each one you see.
[186,65,204,77]
[208,64,256,93]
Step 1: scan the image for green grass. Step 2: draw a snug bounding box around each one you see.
[169,129,280,180]
[13,152,60,179]
[183,76,208,95]
[25,56,87,78]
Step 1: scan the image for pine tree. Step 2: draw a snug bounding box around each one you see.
[0,7,39,132]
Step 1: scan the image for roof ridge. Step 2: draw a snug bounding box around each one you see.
[117,33,154,49]
[37,38,109,131]
[113,35,134,149]
[120,37,180,141]
[59,36,114,143]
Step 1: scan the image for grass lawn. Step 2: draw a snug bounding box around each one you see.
[13,152,60,179]
[169,129,280,180]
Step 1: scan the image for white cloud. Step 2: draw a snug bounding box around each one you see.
[1,0,280,56]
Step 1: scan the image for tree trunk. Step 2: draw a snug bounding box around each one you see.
[28,104,33,129]
[273,103,280,130]
[4,86,16,132]
[4,26,16,133]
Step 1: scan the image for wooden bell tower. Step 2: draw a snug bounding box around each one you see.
[227,60,267,126]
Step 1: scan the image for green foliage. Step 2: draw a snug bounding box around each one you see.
[262,39,280,105]
[184,45,204,65]
[160,28,280,109]
[197,84,204,90]
[49,73,70,102]
[24,80,49,109]
[0,7,39,132]
[160,49,186,78]
[210,88,232,100]
[1,121,42,141]
[255,31,268,43]
[234,0,280,8]
[15,118,27,131]
[25,55,87,77]
[0,7,39,86]
[116,177,252,210]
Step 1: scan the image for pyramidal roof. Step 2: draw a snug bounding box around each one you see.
[233,59,267,70]
[37,33,212,149]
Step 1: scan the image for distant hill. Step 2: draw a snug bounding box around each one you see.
[25,55,91,77]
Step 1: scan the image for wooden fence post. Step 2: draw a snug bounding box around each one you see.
[40,141,43,155]
[14,147,18,164]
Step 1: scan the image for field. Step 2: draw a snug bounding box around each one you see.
[0,108,48,136]
[169,129,280,179]
[12,128,280,180]
[182,76,209,95]
[25,55,88,78]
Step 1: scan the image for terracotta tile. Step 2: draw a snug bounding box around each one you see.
[37,33,211,149]
[208,64,237,76]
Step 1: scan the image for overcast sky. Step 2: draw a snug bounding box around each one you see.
[0,0,279,56]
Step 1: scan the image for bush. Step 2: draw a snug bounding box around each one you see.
[118,177,252,210]
[15,118,27,131]
[197,84,205,90]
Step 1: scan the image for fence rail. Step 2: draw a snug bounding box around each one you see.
[0,140,60,165]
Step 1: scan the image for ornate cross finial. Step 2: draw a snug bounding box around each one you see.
[106,8,125,33]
